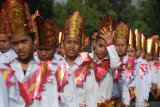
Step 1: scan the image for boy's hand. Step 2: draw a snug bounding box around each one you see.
[100,26,114,43]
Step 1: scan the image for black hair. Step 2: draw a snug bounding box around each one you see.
[89,29,98,39]
[91,29,98,35]
[96,34,104,42]
[28,32,35,41]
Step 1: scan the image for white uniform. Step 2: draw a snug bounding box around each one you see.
[54,54,97,107]
[0,49,17,63]
[135,57,149,106]
[0,72,9,107]
[10,59,59,107]
[150,61,160,85]
[0,63,25,107]
[89,45,121,103]
[112,55,136,105]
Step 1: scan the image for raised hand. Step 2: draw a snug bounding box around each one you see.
[99,26,115,43]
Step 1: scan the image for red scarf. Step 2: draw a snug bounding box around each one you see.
[94,59,110,81]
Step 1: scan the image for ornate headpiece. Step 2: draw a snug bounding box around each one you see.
[128,29,136,49]
[151,35,159,43]
[64,11,85,43]
[35,16,58,46]
[155,42,159,56]
[3,0,32,35]
[135,29,141,50]
[98,15,115,35]
[115,22,129,40]
[141,33,146,52]
[146,38,154,55]
[0,9,8,34]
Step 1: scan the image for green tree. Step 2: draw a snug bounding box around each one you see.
[54,0,116,36]
[27,0,54,19]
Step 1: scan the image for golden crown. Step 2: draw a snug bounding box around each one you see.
[115,22,129,40]
[64,11,84,39]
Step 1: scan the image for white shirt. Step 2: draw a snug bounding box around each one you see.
[10,59,59,107]
[0,72,9,107]
[0,49,17,63]
[0,63,25,107]
[55,54,97,107]
[90,45,121,103]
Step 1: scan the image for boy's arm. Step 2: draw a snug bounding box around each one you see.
[107,45,121,69]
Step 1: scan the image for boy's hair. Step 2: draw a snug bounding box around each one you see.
[8,32,35,42]
[28,32,35,41]
[96,35,104,42]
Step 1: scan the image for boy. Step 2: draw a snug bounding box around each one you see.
[3,0,59,106]
[134,30,150,106]
[90,15,121,107]
[113,22,135,107]
[0,9,17,63]
[34,15,59,61]
[55,11,96,107]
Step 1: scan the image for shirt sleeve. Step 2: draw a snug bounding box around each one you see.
[0,73,9,107]
[106,45,121,69]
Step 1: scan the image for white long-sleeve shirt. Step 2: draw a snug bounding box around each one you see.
[135,57,150,106]
[0,72,9,107]
[0,49,17,63]
[90,45,121,103]
[0,63,25,107]
[112,55,136,105]
[54,53,97,107]
[10,59,59,107]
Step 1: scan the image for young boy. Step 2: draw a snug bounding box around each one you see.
[148,36,160,101]
[34,15,59,62]
[3,0,59,107]
[0,9,17,63]
[54,11,97,107]
[113,22,135,107]
[134,30,150,106]
[0,7,25,107]
[89,15,121,107]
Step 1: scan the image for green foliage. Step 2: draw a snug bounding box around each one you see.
[23,0,160,36]
[26,0,54,19]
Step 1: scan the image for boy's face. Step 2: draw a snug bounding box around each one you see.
[127,47,136,57]
[146,53,153,61]
[0,34,10,53]
[154,56,159,64]
[63,36,81,58]
[140,50,146,59]
[94,38,107,59]
[37,45,55,61]
[115,38,128,57]
[136,49,141,58]
[10,34,34,60]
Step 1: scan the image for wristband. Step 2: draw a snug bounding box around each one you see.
[105,41,113,47]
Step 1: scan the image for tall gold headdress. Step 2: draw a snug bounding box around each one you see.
[128,29,136,49]
[64,11,85,44]
[135,29,141,50]
[146,38,154,55]
[141,33,146,52]
[151,35,159,43]
[98,15,115,35]
[155,42,159,56]
[0,9,8,34]
[115,22,129,40]
[3,0,32,35]
[35,16,58,46]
